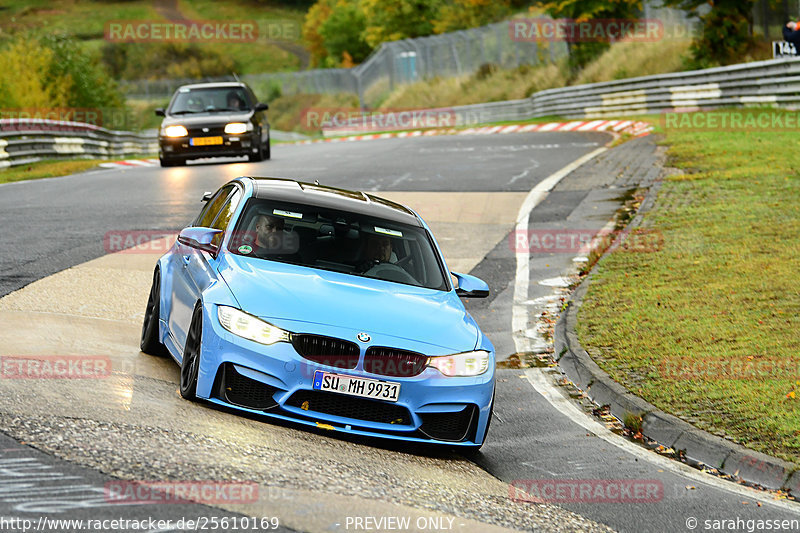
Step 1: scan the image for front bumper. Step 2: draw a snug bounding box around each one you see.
[159,134,254,160]
[195,310,495,446]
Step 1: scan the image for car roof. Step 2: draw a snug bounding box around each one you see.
[247,177,421,227]
[177,82,249,91]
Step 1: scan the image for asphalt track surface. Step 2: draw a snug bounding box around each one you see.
[1,133,799,532]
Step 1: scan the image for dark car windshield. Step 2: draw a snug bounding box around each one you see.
[169,87,251,115]
[227,199,449,291]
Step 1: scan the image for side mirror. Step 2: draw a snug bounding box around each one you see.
[155,108,166,117]
[255,102,269,112]
[452,272,489,298]
[201,191,214,202]
[178,227,223,256]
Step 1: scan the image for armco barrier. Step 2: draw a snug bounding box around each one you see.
[530,56,800,118]
[322,56,800,135]
[0,119,157,169]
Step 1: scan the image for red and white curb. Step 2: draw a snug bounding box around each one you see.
[307,120,653,144]
[99,158,158,169]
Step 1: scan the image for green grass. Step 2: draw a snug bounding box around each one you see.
[0,158,121,184]
[375,62,568,109]
[0,0,306,75]
[577,108,800,465]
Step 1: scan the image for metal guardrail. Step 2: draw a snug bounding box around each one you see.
[322,56,800,135]
[529,56,800,119]
[0,119,157,169]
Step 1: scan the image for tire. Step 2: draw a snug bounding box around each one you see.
[140,269,168,356]
[248,136,264,162]
[263,137,271,160]
[180,304,203,401]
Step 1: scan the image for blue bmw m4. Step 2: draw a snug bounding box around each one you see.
[141,177,495,450]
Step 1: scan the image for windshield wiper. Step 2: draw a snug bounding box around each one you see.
[170,110,201,115]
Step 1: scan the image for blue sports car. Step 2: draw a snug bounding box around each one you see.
[141,177,495,450]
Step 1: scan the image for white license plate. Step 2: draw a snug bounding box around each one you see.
[313,371,400,402]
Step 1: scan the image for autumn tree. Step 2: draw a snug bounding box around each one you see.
[434,0,514,34]
[360,0,442,48]
[541,0,644,73]
[319,1,372,64]
[662,0,757,67]
[0,34,123,110]
[303,0,335,67]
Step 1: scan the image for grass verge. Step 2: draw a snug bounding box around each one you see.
[576,108,800,465]
[0,159,117,184]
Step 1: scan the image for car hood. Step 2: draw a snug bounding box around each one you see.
[161,111,253,126]
[217,254,479,353]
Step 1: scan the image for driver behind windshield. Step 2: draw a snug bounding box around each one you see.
[226,91,246,111]
[254,214,285,253]
[358,234,396,272]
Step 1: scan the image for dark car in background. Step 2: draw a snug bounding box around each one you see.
[156,82,270,167]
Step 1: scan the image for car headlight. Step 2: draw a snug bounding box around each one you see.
[224,122,249,134]
[217,305,290,345]
[164,125,188,137]
[427,350,490,377]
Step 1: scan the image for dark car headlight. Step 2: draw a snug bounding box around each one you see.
[427,350,490,377]
[163,125,188,137]
[217,305,290,345]
[224,122,251,134]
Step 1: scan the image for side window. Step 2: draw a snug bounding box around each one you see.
[211,189,242,231]
[210,189,242,248]
[195,185,234,227]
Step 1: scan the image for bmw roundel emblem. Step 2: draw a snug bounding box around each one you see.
[357,332,370,343]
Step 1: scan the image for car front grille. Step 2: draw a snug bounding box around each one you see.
[418,405,477,442]
[185,125,227,137]
[292,334,360,370]
[363,346,428,377]
[286,389,411,426]
[223,364,280,410]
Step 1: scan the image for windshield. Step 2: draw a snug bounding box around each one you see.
[168,87,251,114]
[227,199,448,291]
